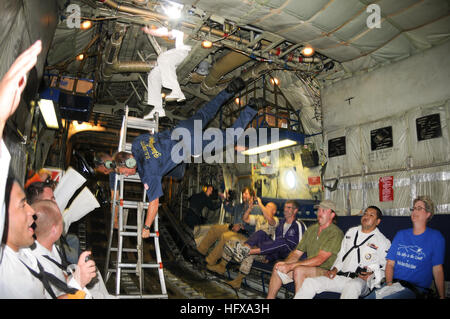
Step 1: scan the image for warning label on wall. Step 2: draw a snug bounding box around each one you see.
[379,176,394,202]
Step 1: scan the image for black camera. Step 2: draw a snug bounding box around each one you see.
[355,266,367,275]
[227,190,236,201]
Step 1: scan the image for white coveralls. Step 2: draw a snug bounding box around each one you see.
[145,28,191,119]
[294,225,391,299]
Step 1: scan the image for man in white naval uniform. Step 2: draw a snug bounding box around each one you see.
[294,206,391,299]
[30,200,98,298]
[0,41,46,298]
[0,40,42,249]
[0,177,47,298]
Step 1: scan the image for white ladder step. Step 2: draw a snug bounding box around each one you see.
[110,248,139,253]
[122,200,148,209]
[123,174,142,182]
[119,263,162,269]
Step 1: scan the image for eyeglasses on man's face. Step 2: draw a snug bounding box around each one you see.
[410,206,426,212]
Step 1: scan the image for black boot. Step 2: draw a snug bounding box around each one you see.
[225,77,246,94]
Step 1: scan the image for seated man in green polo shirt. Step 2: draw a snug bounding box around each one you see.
[266,200,343,299]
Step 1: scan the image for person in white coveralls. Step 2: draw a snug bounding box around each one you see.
[142,25,191,119]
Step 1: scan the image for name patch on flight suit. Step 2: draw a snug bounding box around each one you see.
[141,136,162,159]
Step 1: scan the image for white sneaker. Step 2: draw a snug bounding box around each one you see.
[223,241,235,258]
[165,90,185,102]
[143,107,165,120]
[233,242,250,263]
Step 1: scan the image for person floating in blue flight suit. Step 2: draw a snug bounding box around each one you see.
[113,77,259,238]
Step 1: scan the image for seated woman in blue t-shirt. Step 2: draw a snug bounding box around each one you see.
[365,195,445,299]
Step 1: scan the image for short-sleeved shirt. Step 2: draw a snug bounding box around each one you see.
[248,214,279,237]
[225,203,262,235]
[0,245,46,298]
[296,223,344,270]
[387,227,445,289]
[131,130,180,202]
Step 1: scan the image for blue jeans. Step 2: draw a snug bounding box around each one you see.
[364,283,422,299]
[174,89,257,155]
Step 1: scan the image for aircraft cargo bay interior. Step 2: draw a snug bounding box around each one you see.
[0,0,449,304]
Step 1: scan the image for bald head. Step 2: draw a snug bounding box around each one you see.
[266,202,277,215]
[31,200,62,242]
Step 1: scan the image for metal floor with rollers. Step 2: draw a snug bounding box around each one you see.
[81,199,295,299]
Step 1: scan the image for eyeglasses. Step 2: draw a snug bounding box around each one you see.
[284,206,295,210]
[410,206,426,212]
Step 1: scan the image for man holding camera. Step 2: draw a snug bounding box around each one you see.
[294,206,391,299]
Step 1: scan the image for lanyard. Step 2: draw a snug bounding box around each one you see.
[341,231,374,264]
[21,259,78,298]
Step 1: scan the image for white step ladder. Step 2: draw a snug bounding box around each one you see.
[104,106,167,298]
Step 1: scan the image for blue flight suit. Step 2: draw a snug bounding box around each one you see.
[131,89,257,202]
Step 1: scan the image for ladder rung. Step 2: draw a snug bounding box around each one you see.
[119,263,162,268]
[122,201,149,209]
[126,116,158,131]
[110,248,139,253]
[120,231,138,237]
[119,231,159,237]
[107,269,138,274]
[123,174,142,182]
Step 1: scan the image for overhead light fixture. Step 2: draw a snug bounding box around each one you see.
[241,129,305,156]
[76,53,85,61]
[162,1,184,20]
[39,99,59,129]
[80,20,93,30]
[301,46,314,57]
[270,77,280,86]
[201,40,213,49]
[235,97,241,105]
[38,88,60,129]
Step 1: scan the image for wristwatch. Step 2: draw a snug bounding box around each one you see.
[143,225,151,231]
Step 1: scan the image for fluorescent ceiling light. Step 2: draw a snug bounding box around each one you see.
[241,139,298,155]
[241,129,305,155]
[39,99,59,129]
